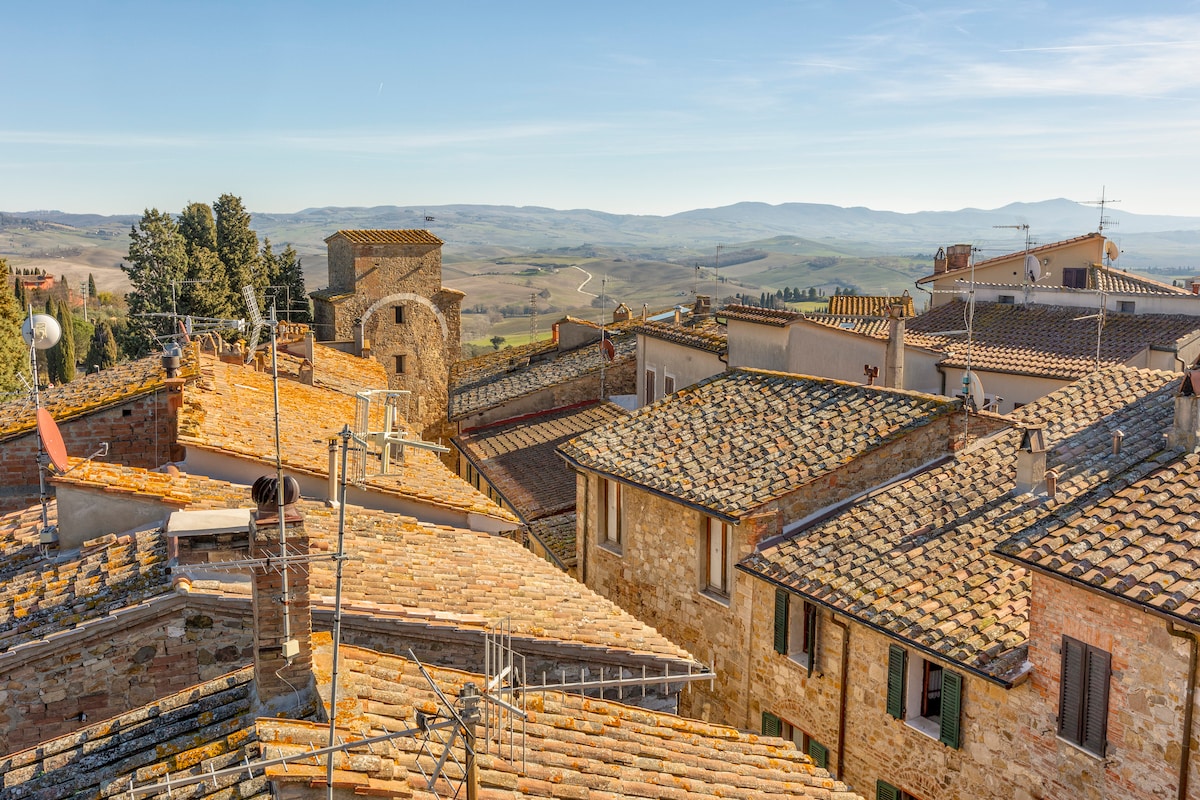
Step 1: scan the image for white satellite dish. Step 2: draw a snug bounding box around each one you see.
[21,313,62,350]
[966,371,986,412]
[1105,240,1120,262]
[1024,254,1041,282]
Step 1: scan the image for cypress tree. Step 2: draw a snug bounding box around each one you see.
[122,208,188,357]
[55,298,75,383]
[213,194,262,312]
[0,258,28,394]
[86,319,119,372]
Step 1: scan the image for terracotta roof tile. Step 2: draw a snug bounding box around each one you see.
[826,294,916,318]
[325,229,444,246]
[526,511,579,569]
[917,233,1105,285]
[179,354,515,523]
[633,317,728,354]
[561,369,960,520]
[275,343,390,397]
[256,634,861,800]
[455,401,627,521]
[742,366,1180,680]
[0,350,198,440]
[718,304,803,327]
[1091,265,1192,295]
[53,459,251,509]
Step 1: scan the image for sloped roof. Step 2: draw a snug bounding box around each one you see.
[257,634,862,800]
[324,229,443,245]
[719,304,804,327]
[1091,264,1193,295]
[526,510,578,569]
[53,459,251,509]
[740,366,1180,682]
[1,667,271,800]
[451,339,558,390]
[634,317,729,354]
[560,369,959,520]
[454,401,627,521]
[178,354,516,524]
[450,332,637,421]
[274,342,390,397]
[0,350,198,440]
[826,294,916,317]
[916,232,1105,285]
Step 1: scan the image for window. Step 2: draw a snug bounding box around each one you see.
[1062,267,1088,289]
[762,715,830,774]
[1058,635,1110,756]
[644,368,657,405]
[394,354,406,374]
[599,478,622,549]
[885,644,963,748]
[773,588,818,673]
[998,294,1015,304]
[1117,300,1135,314]
[664,373,676,395]
[876,781,923,800]
[703,517,732,596]
[394,304,406,324]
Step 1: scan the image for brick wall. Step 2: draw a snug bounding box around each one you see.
[0,388,181,514]
[1023,573,1200,800]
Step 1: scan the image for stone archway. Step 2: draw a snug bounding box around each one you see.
[359,292,451,340]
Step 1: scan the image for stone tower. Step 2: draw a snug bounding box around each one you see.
[311,229,463,440]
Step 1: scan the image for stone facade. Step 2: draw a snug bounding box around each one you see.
[1022,573,1200,800]
[311,231,463,439]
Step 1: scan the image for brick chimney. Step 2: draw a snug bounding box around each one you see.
[1015,426,1047,495]
[884,302,906,389]
[1169,371,1200,452]
[249,475,315,714]
[933,247,948,275]
[946,244,972,272]
[692,294,712,320]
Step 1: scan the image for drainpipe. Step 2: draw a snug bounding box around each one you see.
[1169,624,1197,800]
[830,613,851,780]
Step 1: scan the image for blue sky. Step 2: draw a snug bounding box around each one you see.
[5,1,1200,217]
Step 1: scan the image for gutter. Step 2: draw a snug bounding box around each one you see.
[1168,624,1197,800]
[829,614,852,780]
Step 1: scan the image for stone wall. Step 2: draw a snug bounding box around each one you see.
[1022,573,1200,800]
[0,386,182,514]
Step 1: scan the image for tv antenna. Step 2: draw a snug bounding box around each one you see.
[994,224,1038,304]
[1080,186,1120,234]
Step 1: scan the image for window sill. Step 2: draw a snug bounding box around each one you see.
[1055,735,1105,760]
[787,654,813,672]
[597,541,623,557]
[904,716,941,741]
[698,588,731,608]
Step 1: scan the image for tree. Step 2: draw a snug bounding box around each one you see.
[87,273,97,301]
[214,194,262,313]
[0,258,28,395]
[273,244,310,322]
[85,319,119,372]
[122,208,188,357]
[490,335,506,350]
[178,201,232,322]
[53,298,76,383]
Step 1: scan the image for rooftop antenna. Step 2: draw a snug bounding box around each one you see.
[994,224,1036,305]
[22,308,62,547]
[1080,186,1120,234]
[714,244,722,302]
[243,285,298,665]
[1072,289,1108,372]
[599,275,608,399]
[529,291,538,345]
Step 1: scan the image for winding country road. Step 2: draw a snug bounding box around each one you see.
[570,265,598,298]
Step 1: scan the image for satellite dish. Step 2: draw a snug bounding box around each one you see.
[36,408,69,473]
[601,337,615,362]
[1105,240,1120,262]
[21,314,62,350]
[967,371,986,412]
[1024,254,1041,281]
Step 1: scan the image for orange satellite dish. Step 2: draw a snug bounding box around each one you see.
[36,408,69,473]
[601,338,616,362]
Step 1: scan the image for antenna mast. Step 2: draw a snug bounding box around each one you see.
[994,224,1033,305]
[1080,186,1120,234]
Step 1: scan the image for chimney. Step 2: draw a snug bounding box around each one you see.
[1169,371,1200,452]
[884,302,905,389]
[933,247,948,275]
[692,294,712,320]
[1015,426,1047,495]
[946,244,972,272]
[673,305,684,325]
[248,475,314,713]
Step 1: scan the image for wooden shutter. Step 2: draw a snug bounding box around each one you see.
[1058,636,1085,741]
[773,588,789,654]
[886,644,906,719]
[761,711,782,737]
[876,780,900,800]
[939,670,963,748]
[1082,647,1111,756]
[804,602,818,676]
[807,739,829,770]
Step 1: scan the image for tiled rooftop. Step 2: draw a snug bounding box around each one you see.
[1091,265,1193,295]
[53,459,251,509]
[325,229,444,245]
[741,366,1181,681]
[526,510,579,569]
[257,633,861,800]
[179,354,515,523]
[274,342,390,397]
[0,351,197,439]
[826,294,916,317]
[2,667,270,800]
[560,369,960,520]
[0,502,169,653]
[455,401,627,521]
[449,332,637,421]
[634,317,728,354]
[719,304,803,327]
[451,340,558,390]
[917,233,1104,284]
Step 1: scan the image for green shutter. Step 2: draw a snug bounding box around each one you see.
[939,670,963,748]
[876,780,900,800]
[886,644,906,719]
[761,711,782,737]
[808,739,829,770]
[805,602,818,677]
[773,588,789,655]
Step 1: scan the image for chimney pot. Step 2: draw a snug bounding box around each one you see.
[1015,425,1048,495]
[1169,372,1200,452]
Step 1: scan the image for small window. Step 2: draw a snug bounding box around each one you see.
[886,645,963,748]
[1117,300,1135,314]
[1058,635,1110,756]
[703,517,732,596]
[599,478,622,549]
[876,782,924,800]
[773,588,818,674]
[644,368,657,405]
[1062,267,1088,289]
[394,305,406,324]
[664,374,676,395]
[395,354,406,374]
[998,294,1015,304]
